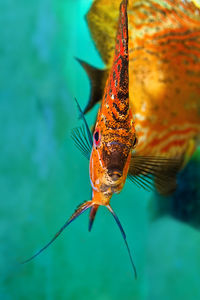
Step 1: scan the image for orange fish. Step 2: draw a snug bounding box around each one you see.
[23,0,138,277]
[22,0,180,277]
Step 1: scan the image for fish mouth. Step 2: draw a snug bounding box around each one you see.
[98,169,123,195]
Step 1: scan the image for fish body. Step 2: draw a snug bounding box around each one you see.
[85,0,200,164]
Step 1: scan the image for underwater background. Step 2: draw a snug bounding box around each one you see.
[1,0,200,299]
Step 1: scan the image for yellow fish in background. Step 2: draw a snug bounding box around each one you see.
[81,0,200,195]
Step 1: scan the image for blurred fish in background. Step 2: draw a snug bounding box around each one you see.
[83,0,200,215]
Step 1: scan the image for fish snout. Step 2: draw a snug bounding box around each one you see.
[108,169,123,181]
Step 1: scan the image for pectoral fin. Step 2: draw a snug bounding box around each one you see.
[154,167,178,196]
[76,58,109,114]
[128,154,183,196]
[71,98,93,160]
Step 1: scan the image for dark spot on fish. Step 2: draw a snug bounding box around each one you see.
[171,111,177,117]
[113,102,129,115]
[102,146,127,174]
[100,184,109,193]
[94,131,99,142]
[117,91,129,100]
[112,111,129,123]
[132,136,138,147]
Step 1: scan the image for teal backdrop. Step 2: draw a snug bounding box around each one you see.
[1,0,200,299]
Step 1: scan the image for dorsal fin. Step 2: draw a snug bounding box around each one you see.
[76,58,108,114]
[101,0,129,123]
[108,0,129,101]
[115,0,128,58]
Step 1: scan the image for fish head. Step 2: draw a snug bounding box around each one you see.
[89,116,137,206]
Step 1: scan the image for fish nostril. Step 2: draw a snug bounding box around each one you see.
[109,170,122,181]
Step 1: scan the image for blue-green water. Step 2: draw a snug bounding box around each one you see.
[1,0,200,299]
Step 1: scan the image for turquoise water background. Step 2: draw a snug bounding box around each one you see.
[1,0,200,299]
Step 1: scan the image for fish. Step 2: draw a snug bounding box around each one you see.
[22,0,138,277]
[22,0,183,277]
[80,0,200,195]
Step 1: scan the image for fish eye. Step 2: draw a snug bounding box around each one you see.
[93,128,100,146]
[94,131,99,141]
[132,136,138,147]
